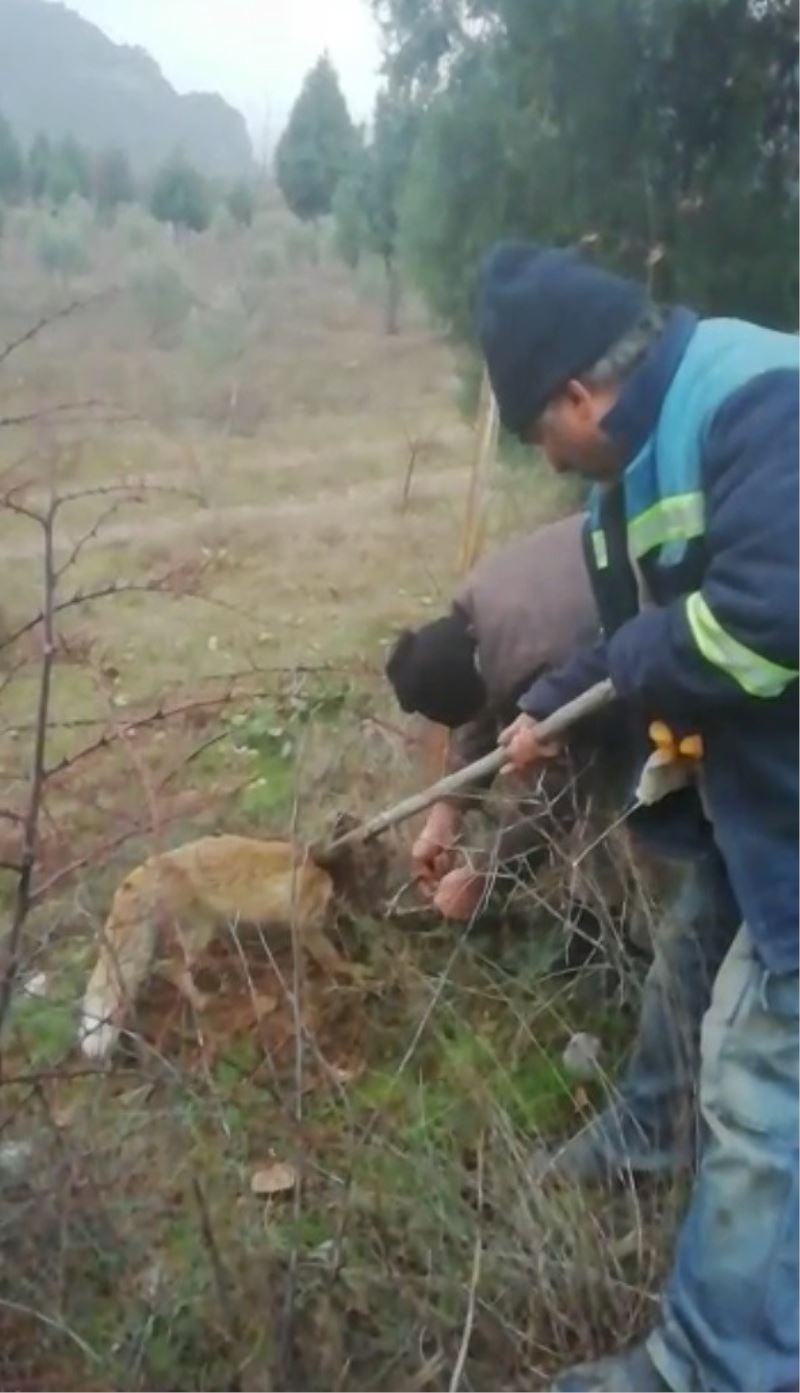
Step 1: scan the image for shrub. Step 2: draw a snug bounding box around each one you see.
[131,257,193,345]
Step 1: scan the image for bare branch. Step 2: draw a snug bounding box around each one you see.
[0,654,30,699]
[54,497,134,580]
[0,290,113,371]
[29,775,252,904]
[55,479,205,508]
[0,495,57,1036]
[449,1133,484,1392]
[192,1179,239,1350]
[0,495,45,526]
[0,400,125,430]
[42,684,279,781]
[0,573,187,652]
[0,1064,140,1085]
[0,1298,101,1365]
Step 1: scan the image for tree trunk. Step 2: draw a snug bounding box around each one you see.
[383,254,400,336]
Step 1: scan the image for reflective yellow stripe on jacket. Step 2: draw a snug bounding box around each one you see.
[628,491,705,559]
[686,592,798,698]
[590,529,608,570]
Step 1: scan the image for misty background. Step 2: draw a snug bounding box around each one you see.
[49,0,382,151]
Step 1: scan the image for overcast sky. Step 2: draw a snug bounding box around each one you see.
[48,0,383,151]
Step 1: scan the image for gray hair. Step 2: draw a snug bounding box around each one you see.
[581,304,665,387]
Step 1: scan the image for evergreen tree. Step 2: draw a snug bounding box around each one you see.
[334,90,417,332]
[150,155,213,233]
[95,148,135,215]
[226,179,256,227]
[48,135,91,204]
[0,112,23,201]
[27,132,52,201]
[275,54,355,221]
[379,0,798,337]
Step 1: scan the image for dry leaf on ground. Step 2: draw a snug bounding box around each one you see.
[250,1161,297,1196]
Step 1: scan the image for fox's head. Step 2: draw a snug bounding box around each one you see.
[311,812,391,916]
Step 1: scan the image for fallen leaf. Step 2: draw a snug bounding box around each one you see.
[329,1061,364,1085]
[52,1102,78,1129]
[253,992,278,1019]
[573,1086,590,1111]
[251,1161,297,1196]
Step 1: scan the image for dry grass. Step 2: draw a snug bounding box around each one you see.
[0,197,678,1391]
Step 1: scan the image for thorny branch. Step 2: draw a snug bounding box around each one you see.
[0,289,112,371]
[0,493,57,1041]
[0,400,128,431]
[0,467,208,1034]
[0,574,195,653]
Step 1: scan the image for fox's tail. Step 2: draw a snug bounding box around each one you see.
[79,867,158,1061]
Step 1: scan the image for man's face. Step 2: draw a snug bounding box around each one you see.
[524,379,621,481]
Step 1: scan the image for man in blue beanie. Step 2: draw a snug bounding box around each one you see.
[478,241,798,1393]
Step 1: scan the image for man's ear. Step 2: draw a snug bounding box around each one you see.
[563,378,596,419]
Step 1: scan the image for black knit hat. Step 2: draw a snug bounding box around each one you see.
[385,612,486,728]
[477,241,648,437]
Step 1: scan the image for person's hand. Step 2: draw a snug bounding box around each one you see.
[498,712,562,775]
[433,865,485,921]
[411,801,462,890]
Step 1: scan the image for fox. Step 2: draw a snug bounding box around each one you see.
[79,834,362,1062]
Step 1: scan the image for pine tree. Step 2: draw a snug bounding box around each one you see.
[392,0,798,338]
[28,132,52,201]
[95,148,135,216]
[0,111,23,201]
[150,155,213,233]
[48,136,91,204]
[334,90,417,332]
[275,54,355,222]
[226,179,256,227]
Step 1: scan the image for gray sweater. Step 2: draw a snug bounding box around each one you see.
[445,515,623,874]
[452,514,599,768]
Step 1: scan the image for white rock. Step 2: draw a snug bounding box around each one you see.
[0,1140,34,1177]
[22,971,48,999]
[562,1032,602,1081]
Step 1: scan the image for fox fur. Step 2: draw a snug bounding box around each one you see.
[79,834,357,1061]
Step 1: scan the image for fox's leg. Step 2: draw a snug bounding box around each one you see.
[155,893,216,1013]
[302,923,370,983]
[169,964,211,1013]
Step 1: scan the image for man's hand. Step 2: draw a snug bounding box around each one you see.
[433,865,485,921]
[411,801,463,889]
[498,712,562,775]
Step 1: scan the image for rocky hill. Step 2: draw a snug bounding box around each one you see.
[0,0,253,175]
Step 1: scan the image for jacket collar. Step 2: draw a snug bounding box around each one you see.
[601,306,699,466]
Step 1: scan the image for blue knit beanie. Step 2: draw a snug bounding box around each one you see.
[477,241,648,437]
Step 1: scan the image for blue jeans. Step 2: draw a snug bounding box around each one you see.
[613,852,740,1169]
[564,852,739,1174]
[648,924,799,1391]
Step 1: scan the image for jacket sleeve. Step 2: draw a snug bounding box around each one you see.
[518,637,610,720]
[607,368,799,716]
